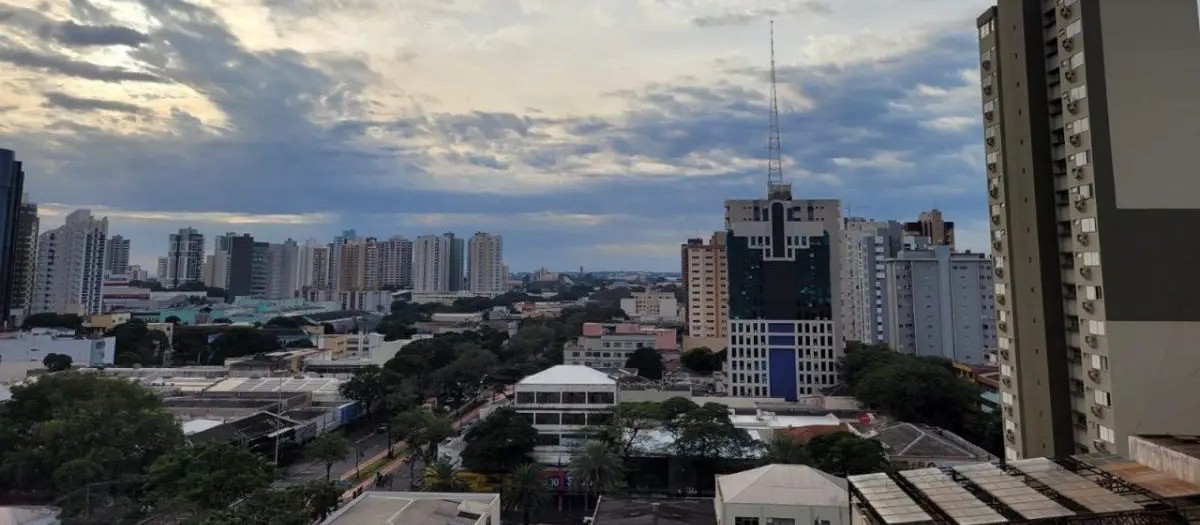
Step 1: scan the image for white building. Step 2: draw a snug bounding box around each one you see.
[413,234,451,293]
[0,329,116,366]
[32,209,108,315]
[715,464,849,525]
[467,232,504,294]
[619,290,679,323]
[378,235,413,290]
[885,246,996,365]
[266,239,300,299]
[514,365,616,464]
[841,218,902,345]
[319,492,500,525]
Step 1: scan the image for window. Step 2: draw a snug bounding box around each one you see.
[979,23,991,39]
[734,518,760,525]
[587,392,615,404]
[1099,425,1116,443]
[535,392,561,404]
[1094,389,1111,406]
[1080,218,1096,233]
[1068,117,1090,134]
[536,434,560,447]
[587,412,613,426]
[1091,354,1108,370]
[1064,20,1082,38]
[1069,85,1088,100]
[561,413,586,425]
[1088,320,1105,335]
[1082,251,1100,266]
[516,392,535,404]
[534,412,560,425]
[1071,151,1090,167]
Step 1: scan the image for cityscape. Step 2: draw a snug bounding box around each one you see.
[0,1,1199,525]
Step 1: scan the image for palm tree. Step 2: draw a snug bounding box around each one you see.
[422,458,467,492]
[504,463,550,525]
[568,441,624,513]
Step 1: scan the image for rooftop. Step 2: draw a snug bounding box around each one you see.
[873,422,992,462]
[591,497,716,525]
[717,464,847,506]
[318,492,499,525]
[518,365,615,386]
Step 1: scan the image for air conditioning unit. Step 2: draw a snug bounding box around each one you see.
[1064,70,1077,83]
[1062,91,1074,104]
[1069,134,1082,146]
[992,240,1003,251]
[1079,266,1092,279]
[988,162,998,173]
[1074,199,1087,211]
[1076,232,1090,245]
[1090,405,1104,417]
[1067,101,1080,114]
[983,85,993,96]
[992,214,1001,225]
[997,295,1007,305]
[1060,5,1072,18]
[986,136,996,147]
[998,322,1008,332]
[1004,405,1013,416]
[1062,37,1075,51]
[1085,335,1098,348]
[982,59,991,71]
[985,110,995,121]
[1073,167,1086,179]
[1093,439,1108,452]
[994,267,1004,278]
[1000,349,1010,359]
[1081,300,1094,313]
[1005,429,1016,443]
[1087,368,1101,381]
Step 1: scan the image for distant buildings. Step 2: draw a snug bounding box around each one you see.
[563,322,678,369]
[619,290,679,324]
[884,246,996,365]
[33,209,108,315]
[333,237,379,292]
[104,234,130,276]
[378,236,413,290]
[224,233,267,299]
[0,149,25,325]
[266,239,300,299]
[413,234,450,293]
[0,329,116,366]
[681,233,727,348]
[902,209,954,248]
[165,228,205,288]
[715,464,848,525]
[840,218,902,345]
[467,232,504,294]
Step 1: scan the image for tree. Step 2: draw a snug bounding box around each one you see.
[422,458,468,492]
[41,353,73,371]
[680,347,720,375]
[210,327,280,363]
[624,347,665,380]
[504,463,550,525]
[394,407,455,480]
[164,315,182,324]
[205,482,334,525]
[286,338,316,348]
[144,443,274,511]
[461,407,537,473]
[671,402,759,460]
[176,281,209,292]
[766,435,811,465]
[265,316,302,329]
[805,432,887,475]
[306,433,350,481]
[602,402,665,459]
[568,441,624,513]
[21,312,83,330]
[340,365,388,420]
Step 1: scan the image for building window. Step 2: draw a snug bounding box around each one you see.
[1099,425,1116,443]
[535,392,561,404]
[735,518,761,525]
[561,413,586,426]
[1091,354,1108,370]
[516,392,535,404]
[587,392,615,404]
[534,413,560,425]
[1094,389,1111,406]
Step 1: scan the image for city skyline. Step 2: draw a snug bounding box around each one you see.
[0,0,996,272]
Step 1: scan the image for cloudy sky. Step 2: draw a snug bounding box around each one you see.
[0,0,993,272]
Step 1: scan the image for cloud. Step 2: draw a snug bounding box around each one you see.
[692,1,831,27]
[0,47,163,83]
[831,151,914,170]
[43,91,147,114]
[924,115,976,132]
[39,203,334,225]
[50,20,149,47]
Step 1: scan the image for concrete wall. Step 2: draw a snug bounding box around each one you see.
[719,502,848,525]
[1127,435,1200,487]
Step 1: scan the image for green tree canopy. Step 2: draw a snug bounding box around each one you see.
[108,319,171,367]
[461,407,537,473]
[41,353,73,371]
[569,441,624,512]
[143,443,274,511]
[504,463,550,525]
[264,316,303,329]
[422,458,468,492]
[210,327,280,363]
[805,432,888,475]
[21,312,83,330]
[624,347,665,380]
[306,433,350,481]
[680,347,720,375]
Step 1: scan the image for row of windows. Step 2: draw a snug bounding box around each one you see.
[515,391,615,404]
[731,322,831,334]
[730,347,836,360]
[730,372,836,386]
[519,411,612,426]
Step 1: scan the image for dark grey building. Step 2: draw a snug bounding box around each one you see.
[979,0,1200,460]
[0,149,25,326]
[166,228,205,288]
[104,234,130,275]
[11,202,37,318]
[445,232,464,291]
[226,234,268,300]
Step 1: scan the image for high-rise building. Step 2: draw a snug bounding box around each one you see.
[11,201,38,319]
[682,233,728,341]
[0,150,25,325]
[225,234,268,299]
[841,218,903,345]
[165,227,205,288]
[467,232,504,293]
[902,209,955,248]
[378,236,413,289]
[884,247,996,365]
[266,239,300,299]
[156,257,168,281]
[310,245,331,290]
[104,235,130,275]
[978,0,1200,460]
[204,232,236,288]
[724,190,842,401]
[447,232,465,291]
[32,209,107,315]
[296,238,323,290]
[413,234,451,292]
[334,237,380,292]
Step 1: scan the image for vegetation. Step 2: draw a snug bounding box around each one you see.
[680,347,721,375]
[209,326,281,364]
[422,458,468,492]
[624,347,665,379]
[20,312,83,330]
[504,463,550,525]
[108,319,171,366]
[569,441,624,512]
[767,432,887,475]
[41,353,73,371]
[143,443,274,512]
[306,433,351,481]
[394,407,456,480]
[461,407,538,474]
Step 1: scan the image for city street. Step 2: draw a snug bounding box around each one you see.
[282,424,392,482]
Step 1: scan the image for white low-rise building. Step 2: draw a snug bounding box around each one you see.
[716,464,849,525]
[514,365,616,464]
[0,329,115,367]
[319,492,500,525]
[620,290,680,323]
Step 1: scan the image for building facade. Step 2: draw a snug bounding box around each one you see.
[33,209,108,315]
[334,237,379,292]
[682,233,728,340]
[11,202,38,320]
[266,239,300,299]
[0,150,24,326]
[884,247,997,365]
[619,290,679,324]
[725,186,842,401]
[225,234,268,299]
[978,0,1200,460]
[165,228,205,288]
[413,234,450,293]
[447,233,465,292]
[467,232,504,294]
[563,322,678,369]
[902,209,955,248]
[378,236,413,290]
[104,234,130,276]
[841,218,902,345]
[514,365,616,464]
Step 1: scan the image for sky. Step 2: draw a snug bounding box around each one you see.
[0,0,995,273]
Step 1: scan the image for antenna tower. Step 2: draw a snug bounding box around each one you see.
[767,20,784,187]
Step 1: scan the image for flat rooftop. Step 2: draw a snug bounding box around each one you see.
[592,497,715,525]
[319,492,498,525]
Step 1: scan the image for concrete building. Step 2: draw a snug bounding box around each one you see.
[0,329,116,366]
[377,235,412,290]
[884,247,996,365]
[715,464,848,525]
[447,232,465,292]
[318,492,500,525]
[725,188,842,401]
[682,233,728,348]
[226,234,267,299]
[295,238,322,291]
[902,209,955,248]
[266,239,300,299]
[10,201,37,322]
[165,228,205,288]
[204,232,236,289]
[33,209,107,315]
[103,234,130,276]
[514,365,616,464]
[0,150,25,326]
[978,0,1200,460]
[467,232,504,294]
[563,322,678,369]
[334,237,379,292]
[413,234,451,293]
[841,218,902,345]
[310,244,331,290]
[620,290,679,324]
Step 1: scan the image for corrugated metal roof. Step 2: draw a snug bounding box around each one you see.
[517,365,615,385]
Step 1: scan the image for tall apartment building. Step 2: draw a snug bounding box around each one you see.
[11,202,38,319]
[978,0,1200,460]
[33,209,107,315]
[165,227,205,288]
[225,234,268,299]
[310,245,331,290]
[467,232,504,293]
[0,150,25,325]
[841,218,902,344]
[413,234,451,293]
[447,233,465,292]
[884,247,996,365]
[266,239,300,299]
[334,237,379,292]
[902,209,955,248]
[104,234,130,275]
[725,188,842,401]
[682,233,728,344]
[378,236,413,290]
[204,232,236,288]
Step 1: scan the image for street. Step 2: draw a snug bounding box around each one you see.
[282,425,392,482]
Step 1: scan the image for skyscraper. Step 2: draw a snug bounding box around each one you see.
[104,235,131,275]
[335,237,379,292]
[884,246,996,364]
[467,232,504,293]
[446,232,465,291]
[840,218,902,345]
[413,234,450,292]
[311,245,331,290]
[266,239,300,299]
[165,227,205,288]
[978,0,1200,459]
[0,149,25,325]
[378,236,414,290]
[296,238,323,290]
[682,233,728,344]
[11,202,37,319]
[33,209,107,315]
[225,234,268,299]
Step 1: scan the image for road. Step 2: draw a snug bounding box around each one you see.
[282,425,392,482]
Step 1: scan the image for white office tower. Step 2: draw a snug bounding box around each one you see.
[204,232,236,288]
[32,209,108,315]
[467,232,504,294]
[413,234,451,292]
[266,239,300,299]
